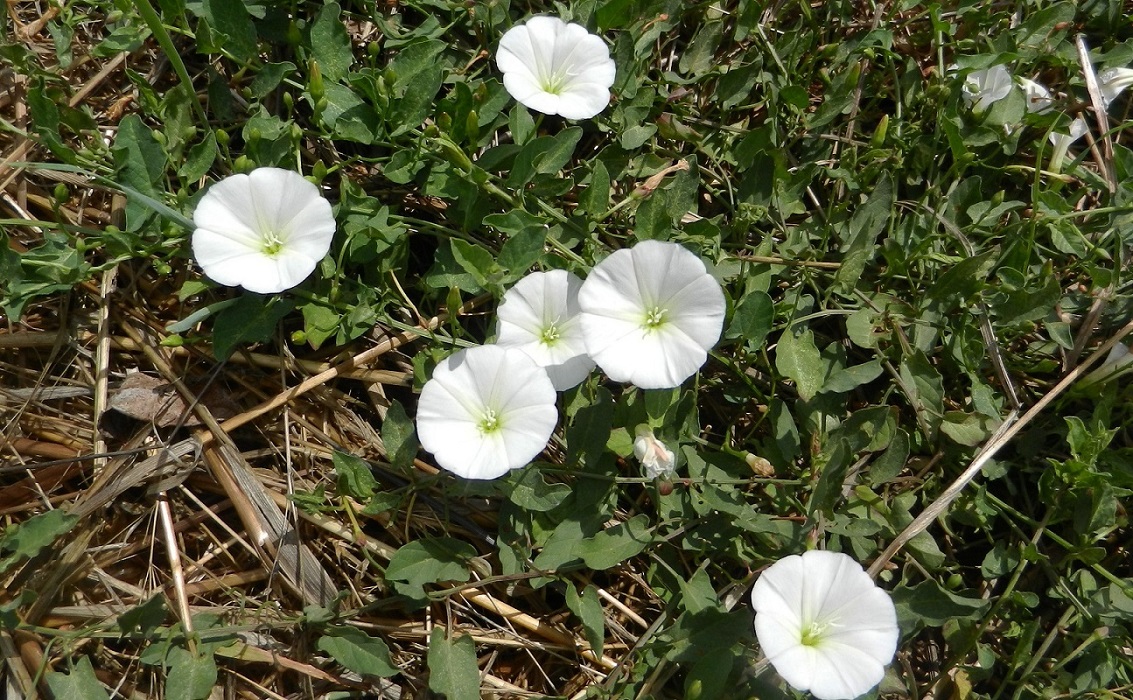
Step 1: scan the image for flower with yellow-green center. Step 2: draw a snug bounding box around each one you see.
[192,168,336,294]
[494,270,595,391]
[578,240,726,389]
[416,345,558,480]
[496,16,617,120]
[750,550,899,700]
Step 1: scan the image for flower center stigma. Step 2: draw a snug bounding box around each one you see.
[800,620,828,647]
[478,408,502,434]
[540,322,562,346]
[643,306,668,331]
[261,229,285,257]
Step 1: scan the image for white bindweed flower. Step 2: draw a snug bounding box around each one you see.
[496,16,617,120]
[1048,117,1088,173]
[416,345,558,480]
[1099,67,1133,108]
[960,64,1013,114]
[751,550,899,700]
[1019,77,1053,114]
[633,425,676,479]
[494,270,595,390]
[578,240,726,389]
[192,168,336,294]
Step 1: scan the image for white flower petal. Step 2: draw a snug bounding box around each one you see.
[416,345,558,480]
[191,167,336,294]
[496,16,616,119]
[1018,77,1053,114]
[961,64,1013,114]
[579,241,725,389]
[495,270,596,390]
[751,551,899,700]
[1099,67,1133,108]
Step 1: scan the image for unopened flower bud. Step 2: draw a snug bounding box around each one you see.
[633,425,676,479]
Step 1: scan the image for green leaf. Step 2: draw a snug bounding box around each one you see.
[309,3,353,82]
[333,451,378,500]
[449,239,496,289]
[869,428,909,484]
[210,295,295,361]
[165,649,217,700]
[577,514,651,569]
[565,584,604,658]
[505,468,571,512]
[495,225,548,279]
[808,439,850,516]
[388,39,447,90]
[117,595,167,636]
[775,325,826,401]
[0,509,78,575]
[385,538,475,598]
[382,400,419,470]
[726,290,772,344]
[427,629,480,700]
[179,132,217,182]
[580,160,611,216]
[317,625,399,678]
[566,387,615,468]
[45,657,110,700]
[821,359,883,395]
[198,0,257,62]
[835,172,893,293]
[390,67,443,137]
[940,411,996,447]
[899,350,944,441]
[249,61,296,98]
[112,114,167,231]
[536,126,583,175]
[891,579,989,628]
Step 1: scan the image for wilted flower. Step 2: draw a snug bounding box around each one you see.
[1099,67,1133,108]
[578,240,726,389]
[192,168,336,294]
[960,64,1013,114]
[751,550,899,700]
[496,16,617,120]
[495,270,595,391]
[1048,117,1088,172]
[1018,77,1053,114]
[416,345,558,480]
[633,425,676,479]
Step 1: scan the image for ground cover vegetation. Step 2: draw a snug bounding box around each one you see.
[1,0,1132,697]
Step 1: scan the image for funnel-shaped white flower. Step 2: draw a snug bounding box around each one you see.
[578,240,725,389]
[1048,117,1088,172]
[495,270,595,391]
[960,64,1013,114]
[1019,77,1053,114]
[1099,67,1133,108]
[751,551,899,700]
[496,16,616,120]
[192,168,336,294]
[633,425,675,479]
[416,345,558,480]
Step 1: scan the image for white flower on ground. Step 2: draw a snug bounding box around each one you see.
[578,240,726,389]
[751,550,899,700]
[192,168,336,294]
[1099,67,1133,108]
[496,16,616,120]
[494,270,595,391]
[1048,117,1088,173]
[416,345,558,480]
[1018,77,1053,114]
[960,64,1013,114]
[633,425,676,479]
